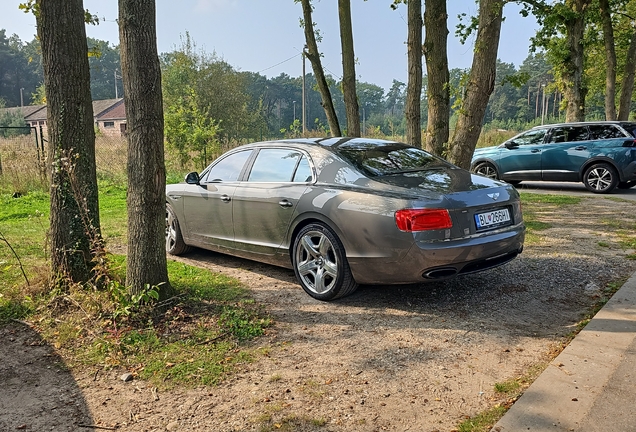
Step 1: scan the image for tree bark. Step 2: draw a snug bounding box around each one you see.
[618,26,636,120]
[562,0,590,122]
[37,0,101,284]
[423,0,449,156]
[447,0,504,169]
[119,0,172,298]
[338,0,360,137]
[405,0,423,148]
[300,0,341,137]
[599,0,617,120]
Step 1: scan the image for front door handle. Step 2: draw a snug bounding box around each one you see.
[279,199,294,208]
[531,149,541,153]
[220,194,231,202]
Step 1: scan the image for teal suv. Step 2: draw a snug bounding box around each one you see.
[471,121,636,193]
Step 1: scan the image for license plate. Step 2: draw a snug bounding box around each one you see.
[475,208,511,230]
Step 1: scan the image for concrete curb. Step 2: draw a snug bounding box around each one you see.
[492,271,636,431]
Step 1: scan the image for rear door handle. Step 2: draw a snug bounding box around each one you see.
[574,146,587,150]
[531,149,541,153]
[220,194,231,202]
[279,199,294,208]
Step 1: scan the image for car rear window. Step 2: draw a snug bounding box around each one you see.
[619,123,636,138]
[588,124,628,139]
[335,142,445,177]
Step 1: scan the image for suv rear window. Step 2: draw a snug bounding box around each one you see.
[588,124,627,139]
[619,123,636,138]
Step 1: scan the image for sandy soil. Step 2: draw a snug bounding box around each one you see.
[2,196,635,431]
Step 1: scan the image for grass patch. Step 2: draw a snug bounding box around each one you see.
[257,414,328,432]
[519,193,581,246]
[494,379,521,394]
[457,405,508,432]
[519,193,582,205]
[0,181,272,389]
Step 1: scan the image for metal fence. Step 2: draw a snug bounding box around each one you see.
[0,127,234,192]
[0,127,46,190]
[0,127,133,191]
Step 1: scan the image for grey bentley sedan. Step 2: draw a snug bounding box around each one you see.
[166,138,525,301]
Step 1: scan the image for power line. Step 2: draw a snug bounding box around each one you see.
[257,53,302,74]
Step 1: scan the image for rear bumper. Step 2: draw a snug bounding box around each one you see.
[348,223,525,285]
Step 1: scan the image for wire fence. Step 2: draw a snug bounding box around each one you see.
[0,128,227,193]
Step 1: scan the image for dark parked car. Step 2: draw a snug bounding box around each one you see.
[166,138,525,300]
[471,121,636,193]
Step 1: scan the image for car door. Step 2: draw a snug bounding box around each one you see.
[541,125,590,181]
[497,128,547,181]
[232,148,313,256]
[181,149,253,250]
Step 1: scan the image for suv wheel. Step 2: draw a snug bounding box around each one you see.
[583,163,618,194]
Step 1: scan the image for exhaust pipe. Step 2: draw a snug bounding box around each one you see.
[423,267,458,279]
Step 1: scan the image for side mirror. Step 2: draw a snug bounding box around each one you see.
[185,172,201,185]
[504,141,519,149]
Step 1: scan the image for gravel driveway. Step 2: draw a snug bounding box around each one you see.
[2,195,636,431]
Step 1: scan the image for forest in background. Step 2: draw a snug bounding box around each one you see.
[1,1,635,153]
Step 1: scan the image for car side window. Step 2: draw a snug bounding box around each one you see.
[512,129,547,145]
[588,125,628,139]
[247,149,303,182]
[202,150,252,183]
[549,126,589,143]
[293,155,313,182]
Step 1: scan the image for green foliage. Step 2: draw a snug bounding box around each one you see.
[107,280,161,321]
[165,87,220,168]
[0,101,29,136]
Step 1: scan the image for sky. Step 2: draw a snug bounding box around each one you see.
[2,0,539,92]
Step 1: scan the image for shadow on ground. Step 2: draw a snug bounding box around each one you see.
[0,323,94,431]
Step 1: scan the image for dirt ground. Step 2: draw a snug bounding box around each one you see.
[2,196,636,432]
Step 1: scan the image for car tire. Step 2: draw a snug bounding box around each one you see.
[292,223,358,301]
[473,162,499,180]
[583,163,619,194]
[166,204,192,255]
[617,180,636,190]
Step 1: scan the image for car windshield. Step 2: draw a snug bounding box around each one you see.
[335,142,446,177]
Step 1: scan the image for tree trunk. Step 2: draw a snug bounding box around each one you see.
[338,0,360,137]
[423,0,449,156]
[447,0,504,169]
[119,0,172,298]
[599,0,617,120]
[37,0,101,284]
[618,27,636,120]
[405,0,423,148]
[300,0,341,137]
[562,0,590,122]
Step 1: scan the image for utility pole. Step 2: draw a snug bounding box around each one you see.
[20,88,24,107]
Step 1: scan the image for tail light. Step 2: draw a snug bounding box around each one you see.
[395,209,453,232]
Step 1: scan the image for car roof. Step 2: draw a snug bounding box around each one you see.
[530,121,636,130]
[235,137,405,151]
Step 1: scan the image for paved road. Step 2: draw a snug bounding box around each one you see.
[515,181,636,201]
